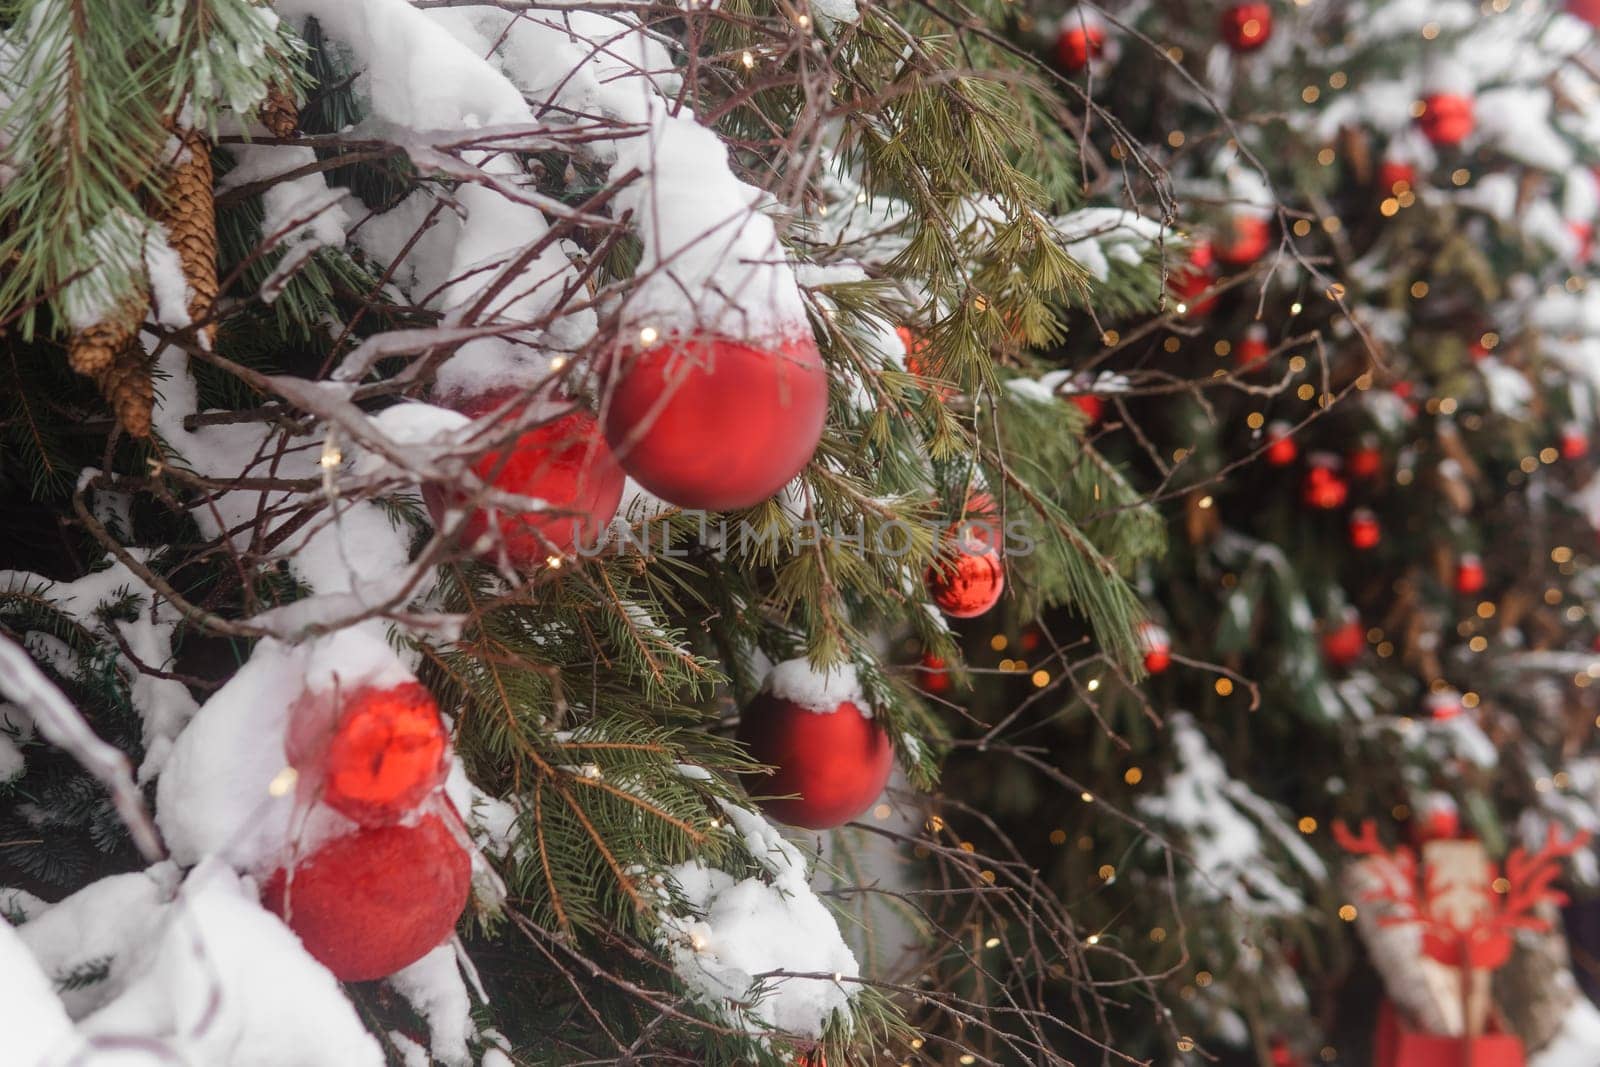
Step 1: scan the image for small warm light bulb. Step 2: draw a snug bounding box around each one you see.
[638,326,659,345]
[267,766,299,797]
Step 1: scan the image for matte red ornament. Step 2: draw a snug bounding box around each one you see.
[916,652,953,695]
[262,813,470,981]
[1348,509,1380,551]
[288,682,449,827]
[1215,213,1272,268]
[927,537,1005,619]
[1376,159,1416,196]
[737,691,893,829]
[1417,93,1474,147]
[1220,2,1272,51]
[1069,392,1104,423]
[1561,422,1589,460]
[1138,622,1172,674]
[1054,22,1106,73]
[1568,0,1600,28]
[1321,616,1364,669]
[1302,460,1348,510]
[425,389,624,567]
[1455,553,1485,596]
[1235,323,1270,373]
[604,333,828,510]
[1263,420,1297,466]
[1170,241,1218,316]
[1347,439,1383,480]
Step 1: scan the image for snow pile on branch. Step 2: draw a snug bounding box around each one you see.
[765,657,865,713]
[656,799,859,1040]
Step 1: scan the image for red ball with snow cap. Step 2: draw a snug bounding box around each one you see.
[1418,93,1474,147]
[1055,18,1107,73]
[737,661,894,830]
[1220,2,1272,51]
[1235,324,1271,374]
[604,332,829,510]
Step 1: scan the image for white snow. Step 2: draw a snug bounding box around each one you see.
[388,944,474,1067]
[764,657,866,714]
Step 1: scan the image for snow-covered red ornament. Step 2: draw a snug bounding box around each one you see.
[1170,241,1218,316]
[1348,508,1380,550]
[1138,622,1172,674]
[1321,614,1365,669]
[1424,688,1463,722]
[1376,159,1416,196]
[287,682,449,827]
[1214,212,1272,268]
[1219,2,1272,51]
[1411,792,1462,845]
[1069,392,1104,423]
[1560,422,1589,460]
[1568,0,1600,28]
[425,389,625,567]
[262,813,471,982]
[1235,323,1271,373]
[1454,553,1485,596]
[603,332,828,510]
[1263,420,1297,466]
[1054,15,1107,73]
[736,660,893,830]
[1417,92,1474,147]
[1302,455,1348,510]
[1347,437,1383,480]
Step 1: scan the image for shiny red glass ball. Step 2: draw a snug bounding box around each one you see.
[307,682,449,826]
[737,692,894,829]
[927,540,1006,619]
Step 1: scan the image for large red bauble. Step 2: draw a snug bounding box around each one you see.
[1454,554,1485,596]
[1220,3,1273,52]
[1321,617,1364,669]
[288,682,449,826]
[426,390,624,567]
[1376,159,1416,196]
[604,333,828,510]
[1055,23,1106,73]
[1170,242,1218,316]
[927,539,1006,619]
[1417,93,1474,147]
[736,691,894,829]
[1215,214,1272,268]
[1569,0,1600,27]
[263,814,471,981]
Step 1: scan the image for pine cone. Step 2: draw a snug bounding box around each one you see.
[260,82,299,139]
[67,302,140,377]
[159,126,218,344]
[97,343,155,438]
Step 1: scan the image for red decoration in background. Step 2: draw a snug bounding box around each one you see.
[1215,213,1273,267]
[1220,2,1273,51]
[288,682,449,827]
[896,325,953,401]
[262,813,471,981]
[1374,999,1524,1067]
[1303,458,1349,509]
[1054,21,1106,72]
[917,652,952,695]
[1418,93,1475,147]
[425,389,625,568]
[1377,159,1417,196]
[737,689,894,830]
[1424,689,1463,723]
[1138,621,1172,674]
[1335,820,1590,971]
[1170,241,1218,316]
[1568,0,1600,28]
[927,538,1005,619]
[1347,438,1383,479]
[1269,1039,1304,1067]
[604,333,829,510]
[1454,553,1485,596]
[1412,792,1462,844]
[1570,221,1594,263]
[1561,422,1589,460]
[1070,392,1105,423]
[1322,615,1365,669]
[1236,323,1271,373]
[1349,508,1380,550]
[1264,420,1298,466]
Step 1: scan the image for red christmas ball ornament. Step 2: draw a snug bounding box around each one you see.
[927,534,1005,619]
[1214,213,1272,268]
[1561,422,1589,460]
[916,652,952,695]
[262,813,471,981]
[1321,614,1365,669]
[1263,420,1298,467]
[425,390,624,567]
[1571,220,1595,263]
[1568,0,1600,28]
[1170,241,1218,316]
[1054,19,1107,73]
[1424,688,1463,722]
[1347,438,1383,480]
[1412,792,1462,845]
[1138,622,1172,674]
[1069,392,1104,423]
[736,666,894,830]
[603,332,829,510]
[1454,553,1485,596]
[1376,159,1417,197]
[1302,456,1348,510]
[896,325,952,401]
[954,491,1004,550]
[1219,2,1273,51]
[287,682,449,827]
[1417,93,1475,147]
[1235,323,1271,373]
[1348,508,1380,551]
